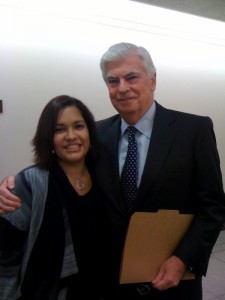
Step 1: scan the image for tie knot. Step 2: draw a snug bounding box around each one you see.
[127,126,137,139]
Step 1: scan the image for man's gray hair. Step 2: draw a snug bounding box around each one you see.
[100,42,156,81]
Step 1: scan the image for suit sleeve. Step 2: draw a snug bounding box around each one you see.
[174,117,225,276]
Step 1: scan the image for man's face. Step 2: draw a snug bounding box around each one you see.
[105,53,156,124]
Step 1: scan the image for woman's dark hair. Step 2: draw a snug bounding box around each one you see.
[32,95,97,169]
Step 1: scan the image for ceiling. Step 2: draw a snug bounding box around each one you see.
[131,0,225,23]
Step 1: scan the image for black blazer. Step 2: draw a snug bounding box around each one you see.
[96,102,225,281]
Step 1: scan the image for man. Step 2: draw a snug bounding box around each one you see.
[1,43,225,299]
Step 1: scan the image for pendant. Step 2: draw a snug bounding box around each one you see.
[76,178,85,190]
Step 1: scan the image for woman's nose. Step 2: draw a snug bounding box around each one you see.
[66,128,76,139]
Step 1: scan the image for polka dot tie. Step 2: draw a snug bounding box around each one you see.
[120,126,138,214]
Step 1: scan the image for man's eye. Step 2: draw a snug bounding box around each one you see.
[127,76,138,82]
[107,79,119,87]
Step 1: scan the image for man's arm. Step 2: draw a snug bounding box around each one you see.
[152,117,225,290]
[0,177,21,214]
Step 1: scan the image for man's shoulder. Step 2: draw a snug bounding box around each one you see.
[157,102,211,123]
[96,114,121,129]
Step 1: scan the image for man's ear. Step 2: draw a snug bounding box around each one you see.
[151,73,156,92]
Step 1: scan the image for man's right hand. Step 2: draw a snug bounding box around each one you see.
[0,176,21,214]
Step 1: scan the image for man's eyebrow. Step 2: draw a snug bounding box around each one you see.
[106,71,139,80]
[125,71,140,76]
[106,75,116,79]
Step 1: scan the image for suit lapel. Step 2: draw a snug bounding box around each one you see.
[97,117,128,215]
[137,103,177,204]
[97,104,178,214]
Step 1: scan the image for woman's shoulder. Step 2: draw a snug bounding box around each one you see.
[15,165,49,203]
[16,165,49,187]
[17,164,48,177]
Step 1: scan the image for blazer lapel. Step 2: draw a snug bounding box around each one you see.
[137,103,177,205]
[96,117,128,215]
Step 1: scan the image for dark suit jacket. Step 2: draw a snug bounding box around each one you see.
[96,102,225,298]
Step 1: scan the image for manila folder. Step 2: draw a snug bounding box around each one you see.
[120,210,194,284]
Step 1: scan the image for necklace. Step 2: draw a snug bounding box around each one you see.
[75,168,86,190]
[76,178,85,190]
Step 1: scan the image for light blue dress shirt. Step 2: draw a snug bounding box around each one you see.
[119,101,156,187]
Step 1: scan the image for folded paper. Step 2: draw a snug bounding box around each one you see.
[120,210,195,283]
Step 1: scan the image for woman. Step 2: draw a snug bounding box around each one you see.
[0,95,108,300]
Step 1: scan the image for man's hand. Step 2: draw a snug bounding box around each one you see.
[0,176,21,214]
[151,255,187,291]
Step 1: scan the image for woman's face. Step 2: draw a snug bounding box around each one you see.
[53,106,90,167]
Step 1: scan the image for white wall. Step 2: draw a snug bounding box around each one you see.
[0,0,225,186]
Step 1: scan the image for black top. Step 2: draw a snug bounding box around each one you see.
[20,162,108,300]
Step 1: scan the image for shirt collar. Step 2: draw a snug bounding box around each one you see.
[121,101,156,139]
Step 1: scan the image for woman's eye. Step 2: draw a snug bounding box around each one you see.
[55,127,64,132]
[75,124,84,129]
[75,122,86,130]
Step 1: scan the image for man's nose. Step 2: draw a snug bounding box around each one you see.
[118,79,129,93]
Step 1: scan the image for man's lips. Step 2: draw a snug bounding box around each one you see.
[118,97,135,102]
